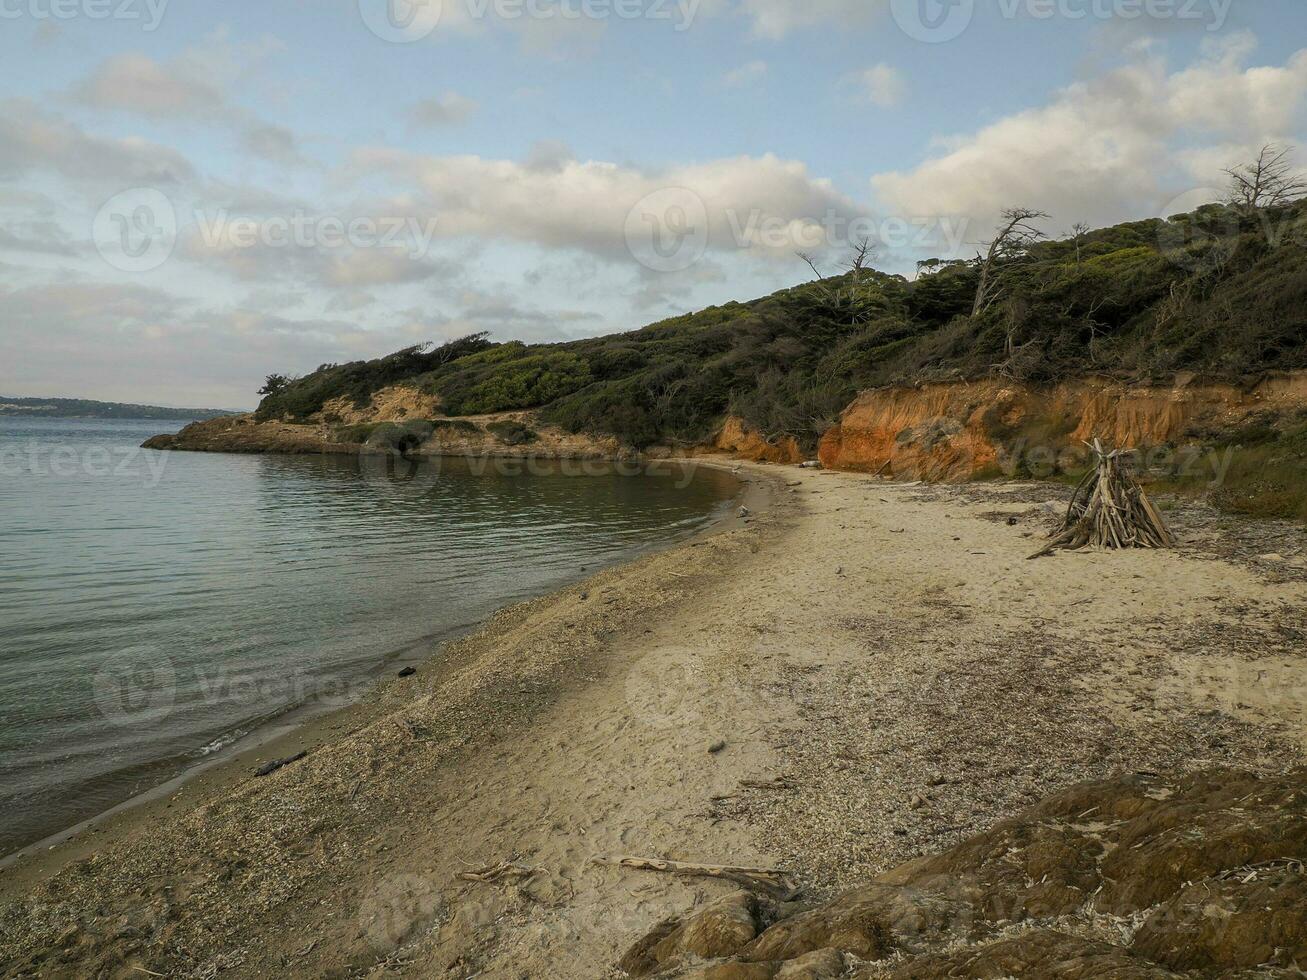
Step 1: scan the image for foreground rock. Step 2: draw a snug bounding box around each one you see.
[617,766,1307,978]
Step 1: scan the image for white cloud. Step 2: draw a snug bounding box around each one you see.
[71,53,227,118]
[871,39,1307,239]
[0,280,447,409]
[178,225,455,290]
[0,220,81,257]
[344,148,864,259]
[730,0,882,39]
[723,60,768,88]
[0,100,195,185]
[65,37,311,168]
[239,124,308,166]
[852,64,906,108]
[410,92,479,126]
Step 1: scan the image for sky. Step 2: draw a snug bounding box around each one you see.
[1,0,1306,409]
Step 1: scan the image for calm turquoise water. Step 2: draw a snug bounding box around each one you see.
[0,417,739,856]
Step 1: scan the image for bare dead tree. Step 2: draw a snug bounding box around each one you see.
[1223,143,1307,210]
[795,251,825,281]
[1071,222,1091,267]
[795,239,883,329]
[971,208,1050,317]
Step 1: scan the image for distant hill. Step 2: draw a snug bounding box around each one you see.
[0,397,239,421]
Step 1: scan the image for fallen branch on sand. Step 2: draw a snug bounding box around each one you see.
[740,777,794,791]
[456,861,542,884]
[253,750,308,777]
[1029,439,1173,560]
[597,856,799,899]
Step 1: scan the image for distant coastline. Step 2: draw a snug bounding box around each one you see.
[0,396,240,421]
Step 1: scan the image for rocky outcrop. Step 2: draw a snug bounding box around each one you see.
[144,411,627,460]
[141,415,362,454]
[617,767,1307,978]
[819,372,1307,482]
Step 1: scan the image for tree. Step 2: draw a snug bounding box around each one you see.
[258,373,291,397]
[1071,222,1091,267]
[432,332,493,366]
[1223,143,1307,210]
[795,239,882,328]
[971,208,1050,317]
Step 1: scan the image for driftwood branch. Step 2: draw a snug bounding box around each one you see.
[253,750,307,777]
[456,861,542,884]
[598,855,799,899]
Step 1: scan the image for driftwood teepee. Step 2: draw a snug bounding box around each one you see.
[1028,440,1174,560]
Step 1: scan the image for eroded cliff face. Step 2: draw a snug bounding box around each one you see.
[146,376,1307,481]
[712,417,804,465]
[316,386,445,425]
[819,373,1307,482]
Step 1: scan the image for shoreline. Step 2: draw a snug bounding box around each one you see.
[0,457,760,880]
[2,463,1304,977]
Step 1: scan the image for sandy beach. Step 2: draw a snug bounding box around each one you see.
[2,460,1305,978]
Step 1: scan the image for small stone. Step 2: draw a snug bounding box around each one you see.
[708,740,727,754]
[397,666,417,678]
[739,506,751,518]
[910,794,927,810]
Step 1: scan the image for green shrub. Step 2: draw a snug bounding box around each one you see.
[486,420,539,446]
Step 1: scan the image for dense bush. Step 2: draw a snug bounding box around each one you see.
[255,201,1307,451]
[257,334,492,421]
[485,420,539,446]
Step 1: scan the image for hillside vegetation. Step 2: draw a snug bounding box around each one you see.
[255,200,1307,453]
